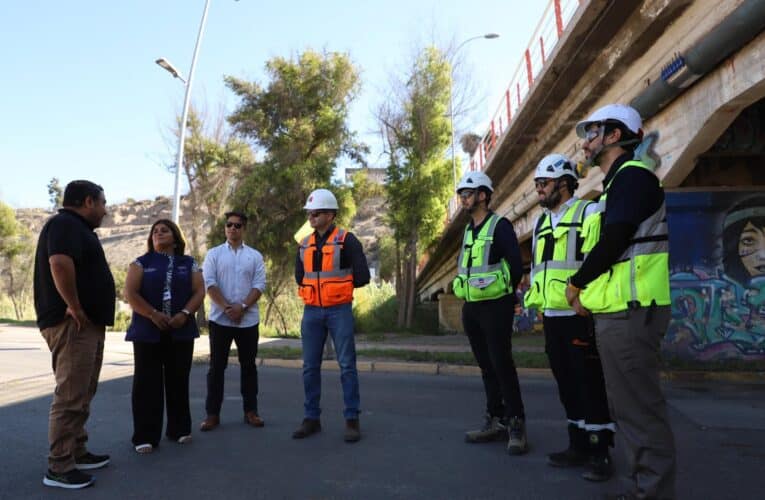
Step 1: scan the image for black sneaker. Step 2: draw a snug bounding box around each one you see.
[75,452,110,470]
[547,447,589,467]
[582,453,614,482]
[43,469,94,489]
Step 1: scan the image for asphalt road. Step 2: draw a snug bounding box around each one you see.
[1,361,764,499]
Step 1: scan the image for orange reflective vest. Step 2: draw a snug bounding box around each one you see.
[298,227,354,307]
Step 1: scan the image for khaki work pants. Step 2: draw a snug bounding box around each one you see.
[41,318,105,473]
[595,306,676,500]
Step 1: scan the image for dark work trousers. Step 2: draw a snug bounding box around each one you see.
[595,306,676,500]
[463,294,525,420]
[205,321,260,416]
[131,336,194,446]
[543,314,613,454]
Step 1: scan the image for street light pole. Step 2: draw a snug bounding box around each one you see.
[449,33,500,192]
[156,0,212,224]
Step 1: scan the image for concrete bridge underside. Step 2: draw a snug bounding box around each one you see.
[416,0,765,331]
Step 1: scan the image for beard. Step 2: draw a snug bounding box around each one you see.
[539,186,562,209]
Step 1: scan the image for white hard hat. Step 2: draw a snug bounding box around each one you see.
[456,171,493,193]
[534,153,577,180]
[575,104,642,138]
[303,188,339,210]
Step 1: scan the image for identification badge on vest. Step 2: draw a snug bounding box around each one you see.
[468,275,497,289]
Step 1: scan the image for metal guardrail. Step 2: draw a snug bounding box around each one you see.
[448,0,582,219]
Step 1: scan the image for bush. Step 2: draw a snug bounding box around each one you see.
[353,281,397,333]
[109,310,131,332]
[260,291,303,337]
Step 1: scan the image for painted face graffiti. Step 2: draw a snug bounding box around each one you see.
[738,222,765,278]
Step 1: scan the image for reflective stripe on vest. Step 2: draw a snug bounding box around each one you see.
[579,160,670,313]
[298,227,354,307]
[525,199,590,310]
[453,214,512,302]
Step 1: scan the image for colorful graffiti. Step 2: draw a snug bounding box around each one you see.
[664,191,765,361]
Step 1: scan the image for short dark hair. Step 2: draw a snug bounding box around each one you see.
[559,176,579,195]
[477,186,492,206]
[604,121,640,152]
[224,211,248,225]
[147,219,186,256]
[63,180,104,207]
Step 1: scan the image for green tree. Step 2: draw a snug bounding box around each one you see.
[378,46,452,328]
[175,107,253,260]
[111,265,127,302]
[350,168,384,207]
[222,50,366,334]
[47,177,63,211]
[0,201,34,320]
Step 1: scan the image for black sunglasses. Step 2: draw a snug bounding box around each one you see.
[307,210,328,218]
[534,179,555,189]
[226,222,243,229]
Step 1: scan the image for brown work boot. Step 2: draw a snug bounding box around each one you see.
[244,411,265,427]
[465,415,508,443]
[344,419,361,443]
[506,417,529,455]
[199,415,220,432]
[292,418,321,439]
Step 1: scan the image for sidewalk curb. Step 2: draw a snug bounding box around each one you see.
[202,355,765,384]
[660,370,765,384]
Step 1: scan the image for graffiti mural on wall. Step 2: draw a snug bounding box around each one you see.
[665,191,765,361]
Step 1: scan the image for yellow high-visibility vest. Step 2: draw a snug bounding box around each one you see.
[525,199,592,311]
[579,160,670,313]
[453,214,513,302]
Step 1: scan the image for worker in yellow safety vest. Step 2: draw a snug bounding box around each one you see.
[453,171,528,455]
[525,153,614,482]
[564,104,676,500]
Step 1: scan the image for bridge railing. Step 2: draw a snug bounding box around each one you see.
[449,0,581,219]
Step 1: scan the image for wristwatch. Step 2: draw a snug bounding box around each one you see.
[181,309,192,316]
[241,303,248,310]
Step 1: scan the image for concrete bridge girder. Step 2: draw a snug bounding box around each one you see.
[417,0,764,308]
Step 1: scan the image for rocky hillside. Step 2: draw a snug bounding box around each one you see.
[16,195,388,272]
[16,196,204,271]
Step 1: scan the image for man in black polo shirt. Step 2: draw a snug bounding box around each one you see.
[34,180,115,489]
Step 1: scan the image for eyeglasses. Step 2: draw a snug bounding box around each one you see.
[534,179,554,189]
[583,126,603,143]
[458,190,476,199]
[226,222,243,229]
[307,210,328,218]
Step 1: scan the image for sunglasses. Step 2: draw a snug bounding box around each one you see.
[226,222,243,229]
[534,179,555,189]
[458,190,476,199]
[307,210,328,218]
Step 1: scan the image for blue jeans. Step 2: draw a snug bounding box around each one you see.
[301,303,360,419]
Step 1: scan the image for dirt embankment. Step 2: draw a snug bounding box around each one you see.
[17,195,388,271]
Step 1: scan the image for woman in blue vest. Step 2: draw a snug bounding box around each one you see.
[125,219,205,454]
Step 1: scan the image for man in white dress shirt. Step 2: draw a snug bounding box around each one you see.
[200,211,267,431]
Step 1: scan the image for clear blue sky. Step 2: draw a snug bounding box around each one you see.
[1,0,548,209]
